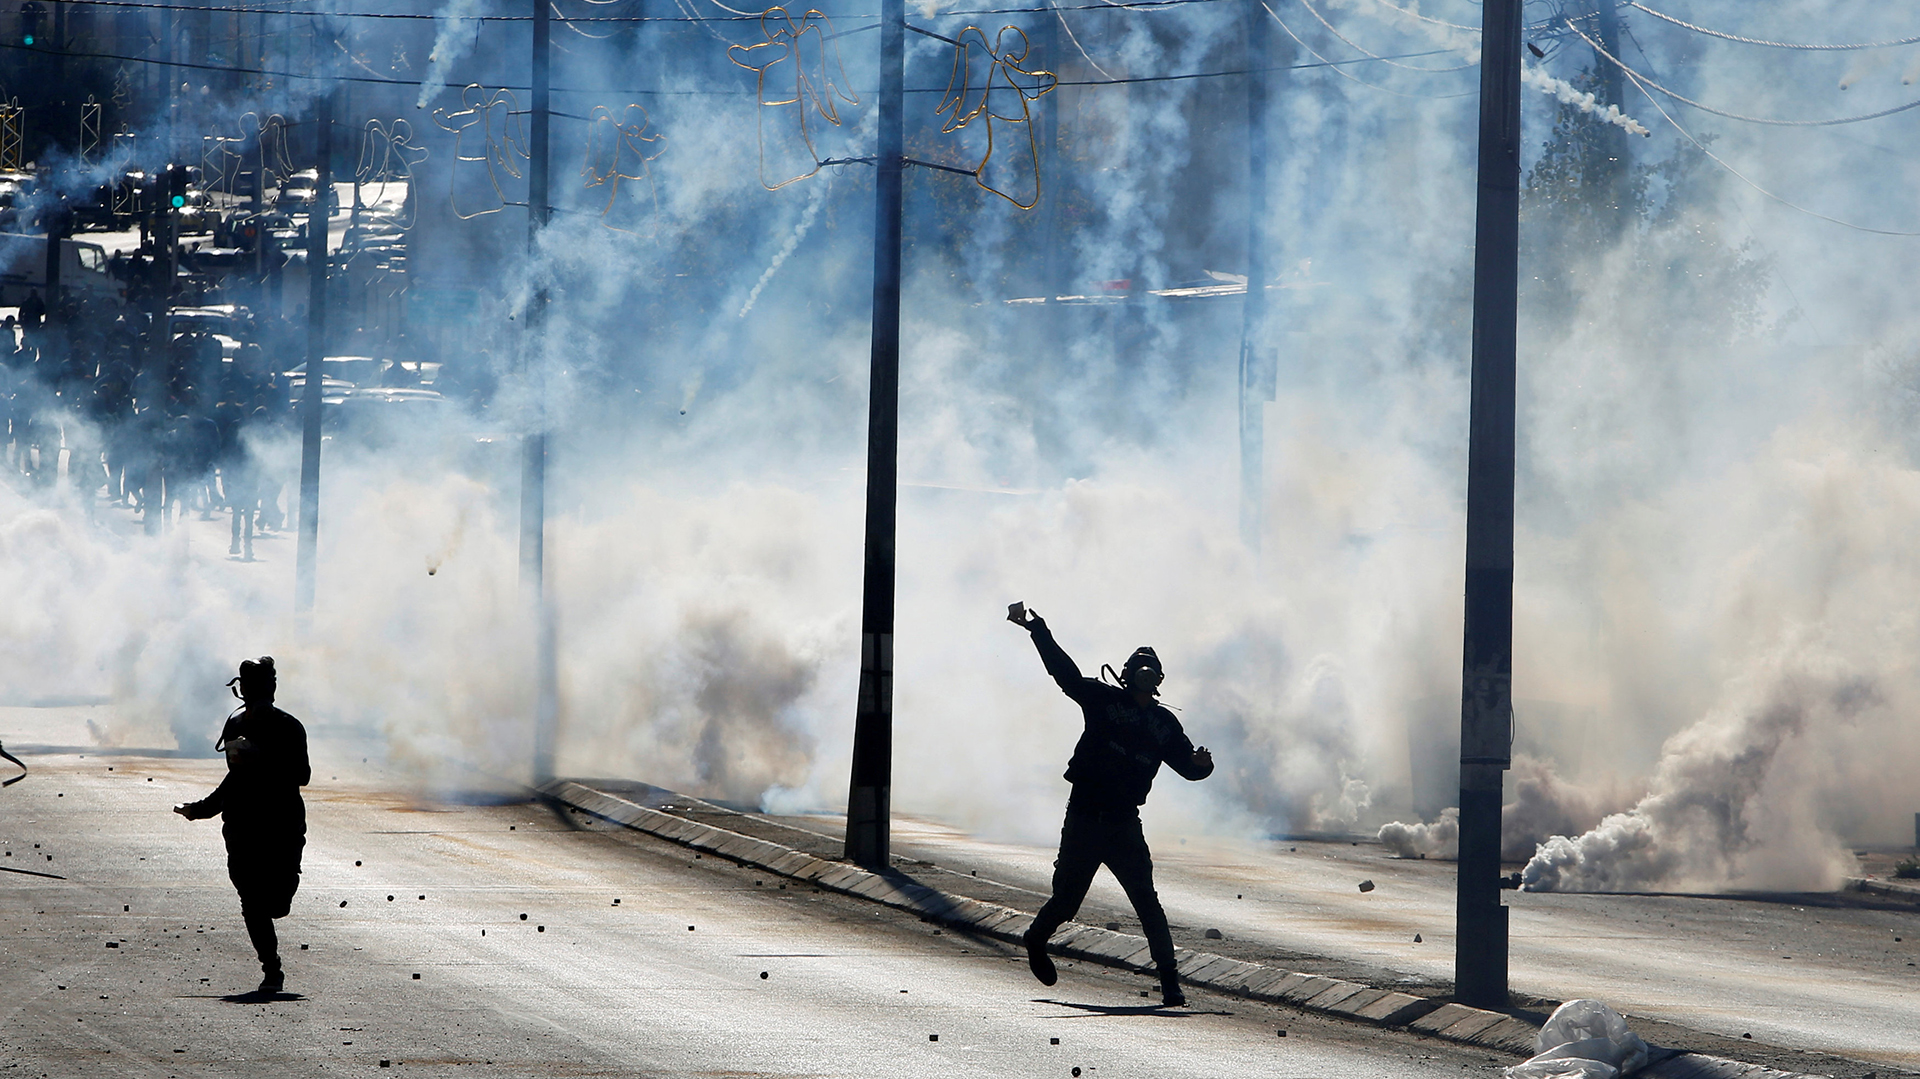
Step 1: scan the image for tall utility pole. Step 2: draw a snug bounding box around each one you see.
[1455,0,1520,1010]
[524,0,557,783]
[844,0,906,870]
[294,86,333,621]
[1237,0,1275,551]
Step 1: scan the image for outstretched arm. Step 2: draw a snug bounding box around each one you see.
[1008,604,1090,700]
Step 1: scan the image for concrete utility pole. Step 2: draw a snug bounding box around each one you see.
[295,86,333,621]
[525,0,557,783]
[844,0,906,870]
[1455,0,1521,1010]
[1237,0,1275,551]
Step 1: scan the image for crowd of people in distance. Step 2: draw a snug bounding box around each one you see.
[1,291,302,554]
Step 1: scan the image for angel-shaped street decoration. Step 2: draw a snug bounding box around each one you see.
[934,26,1056,209]
[357,119,431,230]
[430,84,529,220]
[241,112,298,192]
[728,7,859,191]
[582,104,668,233]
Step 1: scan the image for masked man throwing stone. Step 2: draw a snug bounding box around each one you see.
[1008,603,1213,1007]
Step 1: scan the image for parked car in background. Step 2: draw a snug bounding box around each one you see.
[174,189,218,234]
[274,170,340,215]
[166,304,252,360]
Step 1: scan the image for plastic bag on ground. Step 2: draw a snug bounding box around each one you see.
[1503,999,1650,1079]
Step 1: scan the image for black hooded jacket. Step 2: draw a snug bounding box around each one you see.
[1028,620,1211,813]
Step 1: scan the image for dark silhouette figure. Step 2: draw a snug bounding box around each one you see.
[1008,604,1213,1008]
[19,290,46,332]
[175,657,310,994]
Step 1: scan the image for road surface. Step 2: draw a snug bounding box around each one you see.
[1,742,1516,1078]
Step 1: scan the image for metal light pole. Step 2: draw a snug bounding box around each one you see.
[525,0,557,783]
[844,0,905,870]
[294,86,333,621]
[1455,0,1521,1010]
[1237,0,1275,551]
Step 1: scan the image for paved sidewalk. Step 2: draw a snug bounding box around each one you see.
[546,779,1859,1079]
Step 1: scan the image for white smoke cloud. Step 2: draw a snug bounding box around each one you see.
[13,2,1920,879]
[1378,754,1627,860]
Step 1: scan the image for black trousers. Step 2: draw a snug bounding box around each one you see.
[228,837,303,975]
[1030,807,1178,987]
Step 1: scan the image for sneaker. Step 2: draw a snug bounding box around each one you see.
[258,970,284,994]
[1161,983,1186,1008]
[1023,927,1058,987]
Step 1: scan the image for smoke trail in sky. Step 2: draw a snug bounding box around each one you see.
[1522,64,1652,136]
[416,0,486,109]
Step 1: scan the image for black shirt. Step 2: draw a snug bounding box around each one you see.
[1029,622,1211,813]
[181,705,309,843]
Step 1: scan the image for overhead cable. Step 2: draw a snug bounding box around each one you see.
[1290,0,1475,72]
[1569,21,1920,127]
[1626,2,1920,52]
[0,32,1457,93]
[1574,22,1920,235]
[1262,1,1474,99]
[1051,1,1119,81]
[38,0,1240,20]
[1360,0,1476,33]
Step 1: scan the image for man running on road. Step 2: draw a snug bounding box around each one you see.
[175,657,309,995]
[1008,603,1213,1007]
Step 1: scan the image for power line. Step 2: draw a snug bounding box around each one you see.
[1358,0,1476,34]
[1570,22,1920,236]
[39,0,1240,23]
[1626,2,1920,53]
[1262,1,1475,99]
[1289,0,1475,73]
[1568,21,1920,128]
[0,33,1459,94]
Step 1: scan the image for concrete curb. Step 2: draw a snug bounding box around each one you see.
[1845,876,1920,902]
[542,780,1830,1079]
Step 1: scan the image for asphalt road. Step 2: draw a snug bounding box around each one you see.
[1,748,1516,1078]
[867,817,1920,1072]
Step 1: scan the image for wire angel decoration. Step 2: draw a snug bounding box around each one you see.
[240,112,298,192]
[581,103,668,233]
[430,84,530,220]
[728,7,860,191]
[934,26,1056,209]
[356,119,431,230]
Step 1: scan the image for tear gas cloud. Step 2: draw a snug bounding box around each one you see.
[5,1,1920,879]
